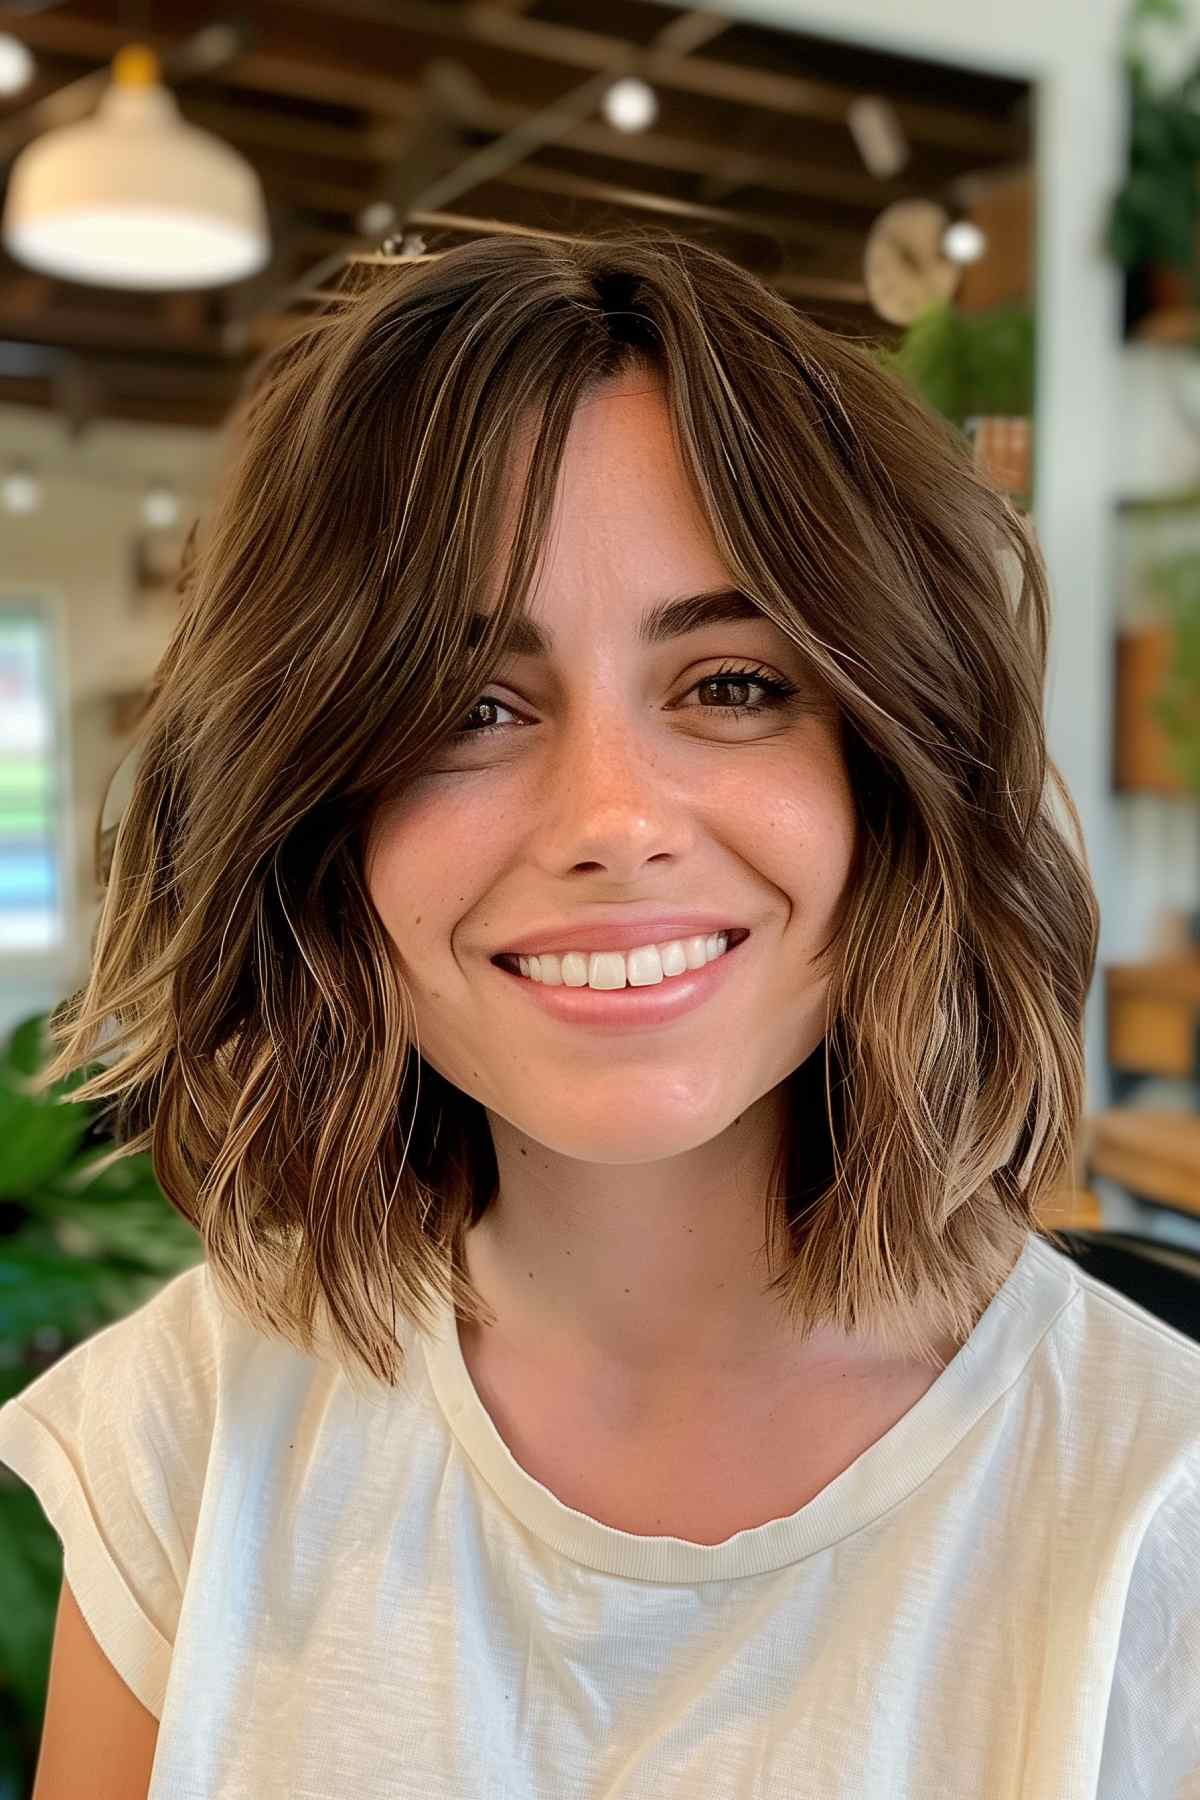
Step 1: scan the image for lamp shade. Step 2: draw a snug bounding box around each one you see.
[2,43,271,290]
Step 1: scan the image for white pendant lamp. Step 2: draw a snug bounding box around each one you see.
[2,43,270,289]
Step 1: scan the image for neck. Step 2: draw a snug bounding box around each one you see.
[456,1136,956,1415]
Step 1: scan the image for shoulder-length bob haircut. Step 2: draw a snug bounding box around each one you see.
[29,225,1098,1392]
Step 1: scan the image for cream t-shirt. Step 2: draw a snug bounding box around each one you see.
[0,1229,1196,1798]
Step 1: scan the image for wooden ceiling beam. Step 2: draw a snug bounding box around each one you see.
[0,12,428,117]
[453,163,863,264]
[481,163,867,259]
[181,95,935,243]
[297,0,1024,157]
[413,103,936,214]
[22,43,949,223]
[245,152,869,270]
[0,3,1012,427]
[194,88,937,229]
[2,16,997,233]
[175,95,391,166]
[3,5,1022,160]
[0,287,230,357]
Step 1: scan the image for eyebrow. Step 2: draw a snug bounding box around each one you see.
[465,587,767,658]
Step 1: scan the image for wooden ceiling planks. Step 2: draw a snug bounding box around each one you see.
[0,0,1029,429]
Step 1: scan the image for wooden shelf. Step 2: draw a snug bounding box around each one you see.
[1106,955,1200,1084]
[1108,958,1200,1005]
[1112,620,1188,795]
[1087,1109,1200,1220]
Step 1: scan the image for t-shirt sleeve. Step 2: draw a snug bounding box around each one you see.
[0,1260,215,1721]
[1098,1453,1200,1800]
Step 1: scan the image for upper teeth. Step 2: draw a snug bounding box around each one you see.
[516,932,730,989]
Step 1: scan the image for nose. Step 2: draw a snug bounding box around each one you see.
[528,697,695,879]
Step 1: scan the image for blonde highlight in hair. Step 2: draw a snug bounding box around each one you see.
[27,225,1098,1391]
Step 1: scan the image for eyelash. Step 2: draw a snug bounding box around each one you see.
[449,663,803,743]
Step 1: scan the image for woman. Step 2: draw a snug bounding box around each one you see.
[1,227,1196,1800]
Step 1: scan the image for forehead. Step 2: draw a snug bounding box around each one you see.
[497,372,710,540]
[480,382,749,656]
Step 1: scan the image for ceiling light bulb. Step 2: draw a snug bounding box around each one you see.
[2,466,42,514]
[0,33,34,97]
[143,483,179,529]
[942,220,987,265]
[602,77,658,133]
[358,200,396,236]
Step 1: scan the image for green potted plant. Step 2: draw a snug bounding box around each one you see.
[1104,0,1200,339]
[1143,547,1200,794]
[874,298,1036,507]
[875,297,1035,430]
[0,1010,202,1796]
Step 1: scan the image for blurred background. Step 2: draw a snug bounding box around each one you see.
[2,0,1200,1785]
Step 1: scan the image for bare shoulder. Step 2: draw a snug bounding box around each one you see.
[32,1575,160,1800]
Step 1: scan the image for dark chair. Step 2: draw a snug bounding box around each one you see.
[1039,1228,1200,1344]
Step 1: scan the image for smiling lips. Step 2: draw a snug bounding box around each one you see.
[494,915,750,958]
[489,926,751,1031]
[498,931,747,989]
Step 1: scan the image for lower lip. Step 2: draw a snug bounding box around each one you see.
[489,934,750,1031]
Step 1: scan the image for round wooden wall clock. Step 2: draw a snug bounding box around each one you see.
[863,198,962,324]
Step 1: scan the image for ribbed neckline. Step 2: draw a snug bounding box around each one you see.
[419,1232,1078,1582]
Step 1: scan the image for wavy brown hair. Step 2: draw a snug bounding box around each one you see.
[26,225,1099,1392]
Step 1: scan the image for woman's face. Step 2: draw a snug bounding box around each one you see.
[366,372,859,1165]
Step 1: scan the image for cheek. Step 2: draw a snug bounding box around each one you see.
[751,755,858,906]
[364,791,501,953]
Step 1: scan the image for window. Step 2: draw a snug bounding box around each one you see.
[0,603,64,954]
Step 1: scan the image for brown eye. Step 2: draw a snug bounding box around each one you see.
[451,697,520,741]
[686,665,801,721]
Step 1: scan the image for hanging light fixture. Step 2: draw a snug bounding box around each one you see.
[1,43,271,290]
